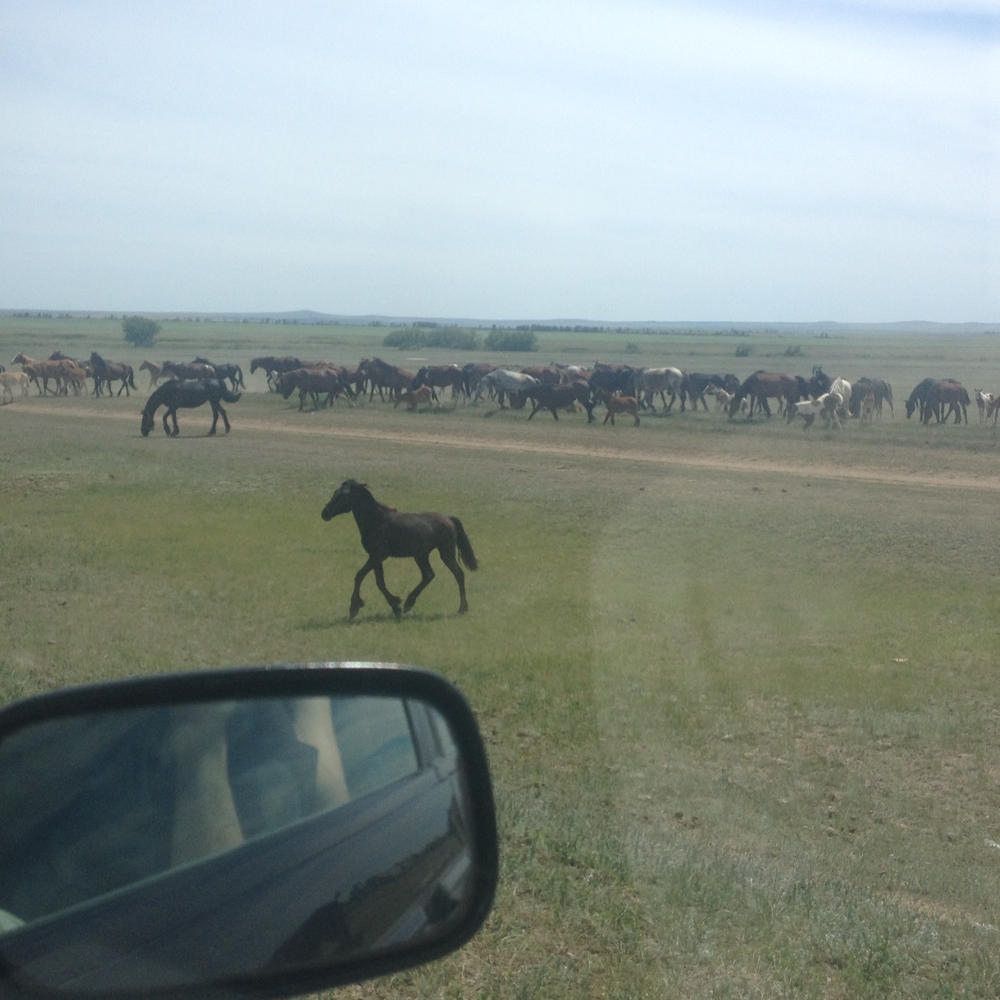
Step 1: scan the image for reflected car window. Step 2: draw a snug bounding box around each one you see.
[331,696,419,799]
[0,694,423,930]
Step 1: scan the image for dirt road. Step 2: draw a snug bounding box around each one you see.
[14,399,1000,493]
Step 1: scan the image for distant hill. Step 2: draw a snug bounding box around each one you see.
[1,308,995,335]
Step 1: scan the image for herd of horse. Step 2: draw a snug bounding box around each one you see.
[7,348,998,435]
[6,348,994,622]
[3,350,247,436]
[245,355,995,430]
[4,352,244,400]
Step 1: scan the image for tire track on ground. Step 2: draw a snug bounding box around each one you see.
[16,401,1000,493]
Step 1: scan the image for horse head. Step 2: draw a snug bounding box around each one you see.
[321,479,367,521]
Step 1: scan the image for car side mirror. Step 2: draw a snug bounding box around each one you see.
[0,663,498,1000]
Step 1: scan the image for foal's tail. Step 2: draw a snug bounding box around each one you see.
[451,517,478,571]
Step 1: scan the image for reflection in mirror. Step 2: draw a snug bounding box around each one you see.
[0,686,486,997]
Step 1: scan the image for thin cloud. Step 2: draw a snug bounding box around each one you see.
[0,0,995,320]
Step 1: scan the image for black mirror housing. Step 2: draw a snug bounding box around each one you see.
[0,663,498,1000]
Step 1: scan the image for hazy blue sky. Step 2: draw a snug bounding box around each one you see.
[2,0,997,321]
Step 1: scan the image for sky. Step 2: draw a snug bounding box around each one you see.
[1,0,997,322]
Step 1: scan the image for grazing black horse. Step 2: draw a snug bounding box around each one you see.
[140,379,241,437]
[321,480,478,620]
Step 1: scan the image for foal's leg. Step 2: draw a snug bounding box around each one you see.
[371,562,402,619]
[437,545,469,614]
[402,554,436,613]
[349,558,375,619]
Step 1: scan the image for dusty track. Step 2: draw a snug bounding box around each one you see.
[14,400,1000,493]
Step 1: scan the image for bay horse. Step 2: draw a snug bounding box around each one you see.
[412,364,466,401]
[728,371,801,419]
[923,379,969,424]
[89,352,136,397]
[140,379,241,437]
[321,480,478,620]
[680,372,738,412]
[525,379,595,422]
[193,357,245,391]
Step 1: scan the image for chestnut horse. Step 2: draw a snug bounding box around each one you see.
[321,480,478,620]
[729,371,801,419]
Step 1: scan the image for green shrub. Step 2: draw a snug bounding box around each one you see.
[382,328,424,349]
[425,328,479,350]
[382,327,480,350]
[483,329,538,352]
[122,315,160,347]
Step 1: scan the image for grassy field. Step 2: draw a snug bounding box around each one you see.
[3,317,1000,998]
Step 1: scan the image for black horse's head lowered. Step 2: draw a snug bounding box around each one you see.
[140,378,240,437]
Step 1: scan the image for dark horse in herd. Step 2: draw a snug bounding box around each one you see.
[140,379,241,437]
[905,377,970,424]
[322,480,478,620]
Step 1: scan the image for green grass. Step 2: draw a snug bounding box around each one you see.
[2,318,1000,998]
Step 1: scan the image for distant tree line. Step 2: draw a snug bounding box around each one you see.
[382,327,538,352]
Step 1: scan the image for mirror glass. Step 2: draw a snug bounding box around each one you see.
[0,690,482,996]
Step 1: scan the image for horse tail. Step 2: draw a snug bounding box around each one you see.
[451,517,478,571]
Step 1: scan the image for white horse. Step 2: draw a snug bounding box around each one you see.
[789,391,843,430]
[975,389,993,425]
[828,377,852,419]
[475,369,540,408]
[634,367,683,411]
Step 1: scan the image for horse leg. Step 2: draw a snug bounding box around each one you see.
[218,403,231,433]
[438,547,469,614]
[349,558,374,619]
[371,562,403,619]
[208,402,220,435]
[403,553,435,613]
